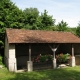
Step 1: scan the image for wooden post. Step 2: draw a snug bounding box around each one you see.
[29,44,31,61]
[53,51,55,59]
[53,45,57,59]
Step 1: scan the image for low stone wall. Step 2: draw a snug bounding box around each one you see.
[33,61,53,70]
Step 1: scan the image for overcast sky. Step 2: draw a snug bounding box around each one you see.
[11,0,80,27]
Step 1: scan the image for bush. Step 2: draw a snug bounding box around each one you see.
[33,54,53,62]
[0,55,3,65]
[56,53,71,64]
[40,55,53,62]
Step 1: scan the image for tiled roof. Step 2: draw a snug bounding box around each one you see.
[6,28,80,43]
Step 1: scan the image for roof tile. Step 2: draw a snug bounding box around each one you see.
[6,28,80,43]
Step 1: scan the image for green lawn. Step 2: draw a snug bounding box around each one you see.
[0,66,80,80]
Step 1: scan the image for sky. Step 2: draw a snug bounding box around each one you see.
[11,0,80,27]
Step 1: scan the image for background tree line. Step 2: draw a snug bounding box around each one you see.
[0,0,80,56]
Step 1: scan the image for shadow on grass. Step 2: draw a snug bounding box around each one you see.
[9,66,80,80]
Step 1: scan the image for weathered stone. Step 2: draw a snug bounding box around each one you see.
[70,56,75,67]
[27,61,33,71]
[53,58,57,69]
[59,64,66,67]
[0,65,3,68]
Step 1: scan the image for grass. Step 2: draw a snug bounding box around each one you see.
[0,66,80,80]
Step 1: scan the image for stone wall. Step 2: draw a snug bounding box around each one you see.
[8,44,17,71]
[5,35,17,71]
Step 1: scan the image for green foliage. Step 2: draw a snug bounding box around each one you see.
[23,9,55,30]
[70,27,77,34]
[0,55,3,65]
[0,0,23,29]
[23,7,39,29]
[57,20,68,31]
[56,53,71,63]
[40,10,55,30]
[76,26,80,37]
[0,41,4,48]
[66,27,77,35]
[33,54,53,62]
[76,23,80,37]
[39,55,47,62]
[40,55,53,62]
[0,0,24,50]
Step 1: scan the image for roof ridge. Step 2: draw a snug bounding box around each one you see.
[6,28,73,33]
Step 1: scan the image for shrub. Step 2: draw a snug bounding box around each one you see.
[0,55,3,65]
[56,53,71,63]
[33,54,53,62]
[40,55,53,62]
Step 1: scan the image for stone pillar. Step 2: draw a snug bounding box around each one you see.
[70,44,75,67]
[27,61,33,71]
[53,58,57,69]
[70,56,75,67]
[27,44,33,71]
[8,44,17,72]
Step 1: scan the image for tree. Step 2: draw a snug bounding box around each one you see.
[0,0,24,55]
[0,0,25,33]
[40,10,55,30]
[67,27,77,34]
[0,0,24,29]
[57,20,68,31]
[76,22,80,37]
[23,9,55,30]
[23,8,39,29]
